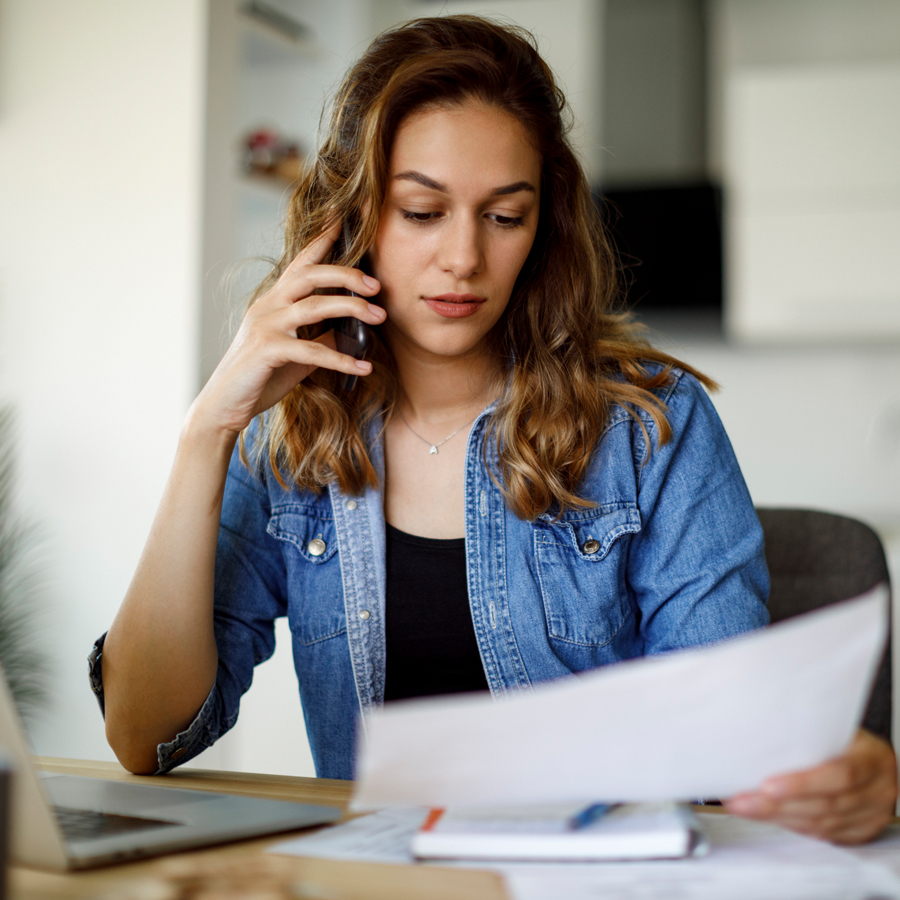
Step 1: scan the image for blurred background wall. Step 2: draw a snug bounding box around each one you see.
[0,0,898,777]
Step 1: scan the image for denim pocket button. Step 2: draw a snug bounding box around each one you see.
[359,609,371,620]
[308,538,327,556]
[535,504,639,651]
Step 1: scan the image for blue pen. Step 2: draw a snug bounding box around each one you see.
[568,802,615,830]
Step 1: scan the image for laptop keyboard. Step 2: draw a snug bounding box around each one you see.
[54,806,179,841]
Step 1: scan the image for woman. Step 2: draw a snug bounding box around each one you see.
[94,16,896,843]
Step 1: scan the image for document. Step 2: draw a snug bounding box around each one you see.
[352,587,887,810]
[270,810,900,900]
[850,823,900,878]
[270,807,427,864]
[502,815,900,900]
[502,856,900,900]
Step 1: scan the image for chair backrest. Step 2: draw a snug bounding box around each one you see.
[756,508,892,743]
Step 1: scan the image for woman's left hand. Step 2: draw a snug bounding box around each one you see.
[724,729,898,844]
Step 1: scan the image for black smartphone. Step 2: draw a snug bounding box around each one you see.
[331,222,376,392]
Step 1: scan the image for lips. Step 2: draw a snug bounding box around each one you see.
[424,293,486,318]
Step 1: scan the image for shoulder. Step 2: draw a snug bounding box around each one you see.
[602,361,719,443]
[632,359,711,407]
[582,360,745,510]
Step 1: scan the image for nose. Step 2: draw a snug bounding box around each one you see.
[437,214,484,280]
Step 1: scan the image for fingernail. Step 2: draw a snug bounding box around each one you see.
[363,275,379,290]
[368,303,385,318]
[355,359,372,371]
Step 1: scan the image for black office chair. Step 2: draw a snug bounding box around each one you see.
[756,508,893,743]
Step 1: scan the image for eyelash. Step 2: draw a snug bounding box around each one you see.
[400,209,525,229]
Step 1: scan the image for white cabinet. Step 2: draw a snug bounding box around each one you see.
[712,0,900,342]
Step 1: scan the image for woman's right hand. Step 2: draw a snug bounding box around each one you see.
[191,221,385,437]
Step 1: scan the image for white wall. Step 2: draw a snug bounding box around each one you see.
[0,1,208,760]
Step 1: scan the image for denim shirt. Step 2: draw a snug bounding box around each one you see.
[90,367,769,780]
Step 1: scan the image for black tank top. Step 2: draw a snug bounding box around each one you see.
[383,523,489,702]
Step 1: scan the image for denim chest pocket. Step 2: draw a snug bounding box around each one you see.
[534,504,641,647]
[267,507,346,646]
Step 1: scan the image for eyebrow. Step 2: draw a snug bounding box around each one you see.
[394,171,536,197]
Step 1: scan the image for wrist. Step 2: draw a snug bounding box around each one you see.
[180,400,241,460]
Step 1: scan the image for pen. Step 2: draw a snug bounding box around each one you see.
[568,803,615,830]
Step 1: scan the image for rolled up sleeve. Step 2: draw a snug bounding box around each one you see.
[88,631,221,774]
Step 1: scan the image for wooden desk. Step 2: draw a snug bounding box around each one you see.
[12,758,507,900]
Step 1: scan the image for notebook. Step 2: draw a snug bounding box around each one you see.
[0,670,341,870]
[411,802,707,861]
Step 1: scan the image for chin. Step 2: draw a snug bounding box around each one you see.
[421,340,488,361]
[390,321,492,360]
[428,325,496,355]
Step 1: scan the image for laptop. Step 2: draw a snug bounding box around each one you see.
[0,673,342,870]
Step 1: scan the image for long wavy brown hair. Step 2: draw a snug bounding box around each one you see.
[246,14,713,520]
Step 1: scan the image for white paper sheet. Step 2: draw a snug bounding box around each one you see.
[352,587,887,809]
[502,815,900,900]
[501,856,900,900]
[269,810,900,900]
[270,807,428,864]
[843,823,900,878]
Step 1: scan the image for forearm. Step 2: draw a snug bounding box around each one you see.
[102,408,237,773]
[100,229,383,774]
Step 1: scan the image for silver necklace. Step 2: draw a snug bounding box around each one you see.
[397,409,478,455]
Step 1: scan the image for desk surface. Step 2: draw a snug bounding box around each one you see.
[13,758,507,900]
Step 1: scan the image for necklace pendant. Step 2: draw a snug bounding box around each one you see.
[429,445,438,455]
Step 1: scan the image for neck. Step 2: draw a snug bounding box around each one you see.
[390,341,502,428]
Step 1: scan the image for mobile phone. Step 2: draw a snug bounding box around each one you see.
[334,315,373,392]
[331,222,376,392]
